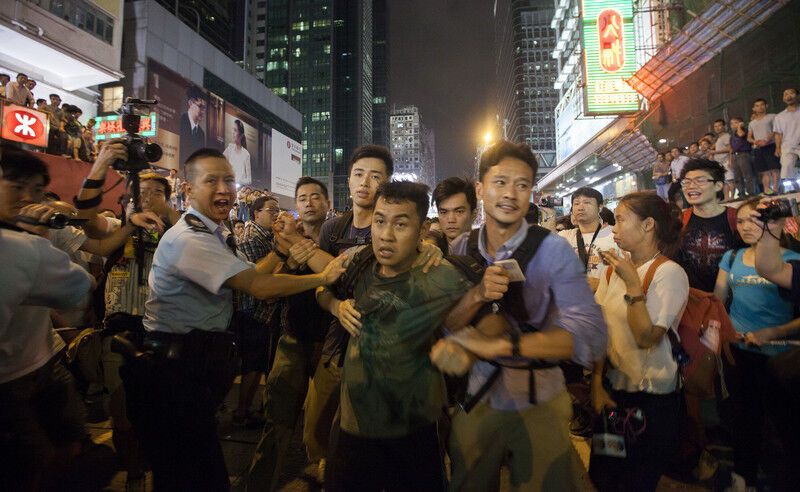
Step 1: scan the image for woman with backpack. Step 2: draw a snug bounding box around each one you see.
[589,191,689,491]
[713,196,800,488]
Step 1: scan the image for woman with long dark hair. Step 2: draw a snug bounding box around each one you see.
[589,192,689,491]
[224,119,252,185]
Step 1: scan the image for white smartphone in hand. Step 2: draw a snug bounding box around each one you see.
[494,259,526,282]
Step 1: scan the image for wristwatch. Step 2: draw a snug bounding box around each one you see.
[624,294,646,305]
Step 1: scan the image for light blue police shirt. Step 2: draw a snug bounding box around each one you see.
[143,207,252,334]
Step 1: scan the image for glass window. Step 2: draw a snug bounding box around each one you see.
[102,86,123,113]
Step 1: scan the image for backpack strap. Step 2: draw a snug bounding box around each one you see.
[445,254,486,285]
[328,210,353,247]
[506,226,551,326]
[466,228,482,263]
[604,254,669,295]
[682,208,692,228]
[333,245,375,300]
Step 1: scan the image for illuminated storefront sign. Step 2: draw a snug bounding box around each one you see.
[581,0,639,115]
[94,113,158,140]
[1,103,49,147]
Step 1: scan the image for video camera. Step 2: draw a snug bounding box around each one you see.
[539,195,563,209]
[113,98,162,172]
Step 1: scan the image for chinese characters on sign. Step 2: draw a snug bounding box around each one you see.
[93,113,158,140]
[581,0,640,115]
[1,103,49,148]
[598,9,624,72]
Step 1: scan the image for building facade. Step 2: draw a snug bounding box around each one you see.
[371,0,389,148]
[390,105,435,190]
[243,0,382,209]
[494,0,559,177]
[116,0,303,207]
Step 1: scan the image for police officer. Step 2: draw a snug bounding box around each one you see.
[120,148,345,491]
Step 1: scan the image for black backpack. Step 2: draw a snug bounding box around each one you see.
[459,224,560,411]
[327,211,370,256]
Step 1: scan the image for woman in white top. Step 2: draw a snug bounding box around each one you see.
[589,191,689,492]
[224,119,252,185]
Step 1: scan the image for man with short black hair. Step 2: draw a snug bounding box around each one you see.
[436,140,607,490]
[0,147,94,490]
[711,119,735,200]
[749,98,781,194]
[559,187,619,292]
[120,148,346,490]
[730,116,756,197]
[245,176,332,491]
[670,146,690,182]
[233,194,280,426]
[433,176,477,244]
[676,159,744,293]
[774,88,800,183]
[320,181,473,491]
[179,87,207,163]
[5,73,31,106]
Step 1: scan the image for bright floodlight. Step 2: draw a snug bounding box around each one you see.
[483,131,493,145]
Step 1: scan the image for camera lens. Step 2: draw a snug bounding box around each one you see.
[47,213,68,229]
[143,142,163,162]
[759,198,798,221]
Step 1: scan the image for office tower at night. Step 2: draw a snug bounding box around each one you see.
[244,0,384,208]
[390,105,436,190]
[494,0,559,176]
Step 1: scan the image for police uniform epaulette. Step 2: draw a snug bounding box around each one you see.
[184,213,213,234]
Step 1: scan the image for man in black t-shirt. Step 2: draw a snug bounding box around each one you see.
[676,159,744,292]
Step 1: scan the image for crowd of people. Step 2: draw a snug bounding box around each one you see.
[653,88,800,202]
[1,132,800,492]
[1,72,97,163]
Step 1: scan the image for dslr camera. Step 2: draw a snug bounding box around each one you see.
[539,195,563,209]
[758,198,799,221]
[113,98,163,172]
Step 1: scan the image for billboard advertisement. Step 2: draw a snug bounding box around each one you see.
[1,103,49,148]
[580,0,640,115]
[270,129,302,198]
[147,59,208,170]
[223,103,259,186]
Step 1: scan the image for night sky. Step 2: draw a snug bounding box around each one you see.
[388,0,495,182]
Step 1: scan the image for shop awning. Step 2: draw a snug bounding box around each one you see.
[627,0,790,103]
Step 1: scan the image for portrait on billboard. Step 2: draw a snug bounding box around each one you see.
[147,59,208,170]
[179,86,207,163]
[223,103,258,186]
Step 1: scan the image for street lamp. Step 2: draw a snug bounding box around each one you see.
[483,131,493,146]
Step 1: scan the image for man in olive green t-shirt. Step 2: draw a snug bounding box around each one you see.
[317,181,471,491]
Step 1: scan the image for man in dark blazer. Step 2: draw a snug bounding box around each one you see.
[179,86,207,164]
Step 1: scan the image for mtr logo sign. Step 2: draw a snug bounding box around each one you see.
[1,104,49,148]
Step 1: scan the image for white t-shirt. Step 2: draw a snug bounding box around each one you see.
[714,133,731,167]
[224,144,252,185]
[671,155,690,180]
[558,225,618,279]
[774,108,800,153]
[595,257,689,394]
[0,229,93,383]
[749,113,776,142]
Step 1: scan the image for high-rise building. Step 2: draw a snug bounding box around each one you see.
[390,105,435,190]
[244,0,383,209]
[153,0,246,60]
[371,0,390,148]
[494,0,559,177]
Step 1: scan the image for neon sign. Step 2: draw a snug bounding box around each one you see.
[94,113,158,140]
[581,0,639,115]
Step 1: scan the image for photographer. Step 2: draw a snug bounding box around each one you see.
[749,198,800,491]
[0,147,95,490]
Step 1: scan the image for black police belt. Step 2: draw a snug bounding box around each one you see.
[143,330,237,370]
[461,323,559,413]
